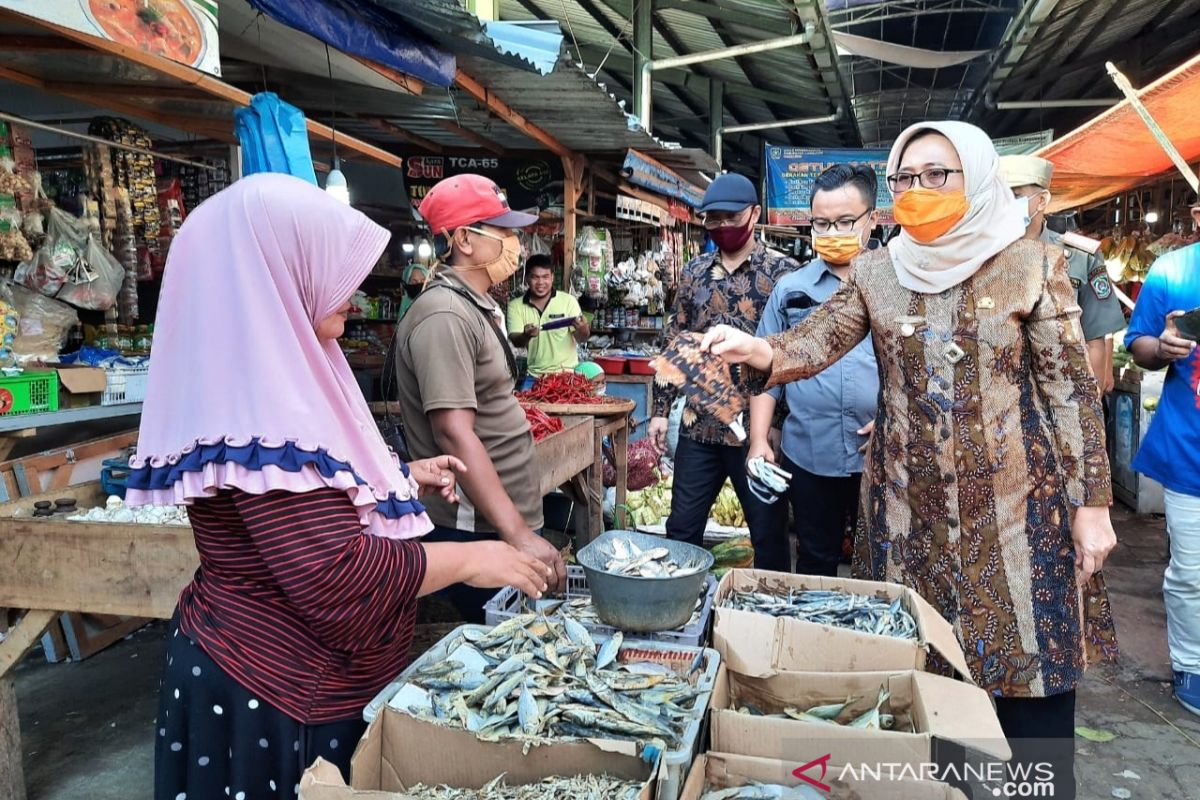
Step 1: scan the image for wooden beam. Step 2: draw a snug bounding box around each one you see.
[454,69,572,159]
[0,609,56,679]
[0,521,198,620]
[350,56,424,96]
[43,83,212,101]
[363,118,443,154]
[434,118,507,155]
[0,9,402,168]
[562,154,586,284]
[0,34,90,53]
[0,65,237,143]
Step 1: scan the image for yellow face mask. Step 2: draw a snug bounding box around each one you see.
[813,232,866,266]
[447,227,522,285]
[893,188,969,243]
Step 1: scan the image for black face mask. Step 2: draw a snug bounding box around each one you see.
[404,283,423,299]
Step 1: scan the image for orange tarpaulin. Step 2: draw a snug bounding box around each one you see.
[1037,51,1200,212]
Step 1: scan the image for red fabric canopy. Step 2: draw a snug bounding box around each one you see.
[1037,52,1200,211]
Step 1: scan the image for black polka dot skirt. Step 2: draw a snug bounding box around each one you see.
[155,614,366,800]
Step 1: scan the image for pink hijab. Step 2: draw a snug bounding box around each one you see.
[126,173,431,539]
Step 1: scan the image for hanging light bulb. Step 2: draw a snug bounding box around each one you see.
[417,238,432,259]
[325,156,350,204]
[401,239,415,254]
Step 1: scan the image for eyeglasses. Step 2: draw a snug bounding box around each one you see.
[886,168,964,192]
[702,208,752,229]
[811,208,874,234]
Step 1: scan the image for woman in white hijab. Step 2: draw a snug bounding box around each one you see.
[700,121,1116,798]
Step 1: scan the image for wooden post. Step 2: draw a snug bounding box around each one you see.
[562,155,586,289]
[0,609,57,800]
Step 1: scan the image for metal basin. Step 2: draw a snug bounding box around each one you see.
[577,529,714,632]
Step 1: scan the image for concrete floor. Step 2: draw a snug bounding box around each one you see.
[12,506,1200,799]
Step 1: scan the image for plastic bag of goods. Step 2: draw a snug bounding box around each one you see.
[0,282,21,368]
[4,278,79,363]
[56,237,125,310]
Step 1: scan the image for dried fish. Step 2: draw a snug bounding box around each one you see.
[391,617,709,752]
[735,686,901,731]
[720,588,918,640]
[701,784,824,799]
[404,773,644,799]
[596,534,703,579]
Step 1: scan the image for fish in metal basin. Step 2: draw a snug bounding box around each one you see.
[720,588,918,640]
[599,536,703,578]
[403,772,644,799]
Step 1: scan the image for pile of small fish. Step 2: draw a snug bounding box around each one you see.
[389,615,708,752]
[546,595,705,633]
[598,536,703,579]
[701,785,823,800]
[403,773,643,800]
[720,588,918,640]
[735,686,899,731]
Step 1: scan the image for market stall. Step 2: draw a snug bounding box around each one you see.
[0,412,599,800]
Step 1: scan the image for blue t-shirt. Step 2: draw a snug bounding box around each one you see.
[1124,242,1200,496]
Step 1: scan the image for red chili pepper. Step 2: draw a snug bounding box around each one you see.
[524,406,564,441]
[516,372,606,405]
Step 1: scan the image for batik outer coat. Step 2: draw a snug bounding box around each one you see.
[743,238,1118,698]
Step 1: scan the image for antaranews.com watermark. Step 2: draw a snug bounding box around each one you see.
[793,754,1057,797]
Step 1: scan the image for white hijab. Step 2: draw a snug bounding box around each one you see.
[886,121,1027,294]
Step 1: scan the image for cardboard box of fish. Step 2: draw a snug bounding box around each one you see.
[484,564,718,648]
[712,570,972,681]
[709,667,1010,768]
[678,753,967,800]
[299,706,658,799]
[363,618,720,800]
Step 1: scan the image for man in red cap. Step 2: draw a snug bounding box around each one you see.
[394,174,565,620]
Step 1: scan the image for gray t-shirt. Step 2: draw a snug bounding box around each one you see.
[394,267,543,533]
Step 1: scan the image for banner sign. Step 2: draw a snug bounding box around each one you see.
[993,130,1054,156]
[1,0,221,75]
[621,149,705,208]
[765,147,893,225]
[404,155,563,214]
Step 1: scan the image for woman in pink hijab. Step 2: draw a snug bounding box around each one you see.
[127,174,550,800]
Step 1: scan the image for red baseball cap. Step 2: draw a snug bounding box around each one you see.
[417,174,539,235]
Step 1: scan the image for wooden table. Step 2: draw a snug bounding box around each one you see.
[0,420,599,800]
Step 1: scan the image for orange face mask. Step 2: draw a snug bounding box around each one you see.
[813,233,865,266]
[893,188,969,243]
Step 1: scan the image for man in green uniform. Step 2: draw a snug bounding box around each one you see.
[1000,155,1126,392]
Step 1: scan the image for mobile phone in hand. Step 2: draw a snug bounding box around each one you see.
[1174,308,1200,341]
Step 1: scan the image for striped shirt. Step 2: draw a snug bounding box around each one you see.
[178,488,427,724]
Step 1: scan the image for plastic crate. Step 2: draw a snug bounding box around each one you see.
[484,564,717,647]
[363,624,720,800]
[0,370,59,417]
[101,364,150,405]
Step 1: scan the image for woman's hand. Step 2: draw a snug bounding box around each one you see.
[1072,505,1117,582]
[700,324,774,371]
[462,540,552,599]
[409,455,467,503]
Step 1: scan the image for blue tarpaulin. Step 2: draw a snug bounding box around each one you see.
[621,150,705,208]
[247,0,456,87]
[234,93,318,184]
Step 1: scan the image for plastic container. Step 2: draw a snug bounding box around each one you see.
[101,363,150,405]
[484,564,717,647]
[0,370,59,416]
[593,355,627,375]
[578,530,714,632]
[363,623,720,800]
[626,356,656,376]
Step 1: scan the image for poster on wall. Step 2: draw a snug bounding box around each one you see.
[765,146,893,225]
[0,0,221,76]
[404,155,564,216]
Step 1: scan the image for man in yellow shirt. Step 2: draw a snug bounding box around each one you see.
[507,255,590,382]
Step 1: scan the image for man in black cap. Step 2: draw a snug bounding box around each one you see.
[649,172,799,571]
